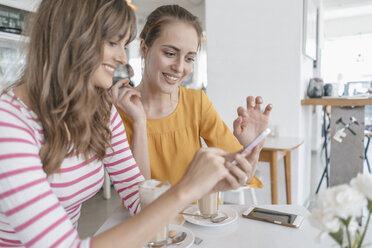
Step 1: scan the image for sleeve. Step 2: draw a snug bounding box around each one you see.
[198,92,263,188]
[0,104,91,247]
[103,106,145,216]
[199,90,243,152]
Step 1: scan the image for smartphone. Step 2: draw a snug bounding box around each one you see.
[232,128,271,165]
[242,207,303,228]
[112,77,134,88]
[112,64,135,89]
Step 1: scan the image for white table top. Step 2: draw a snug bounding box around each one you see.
[95,204,349,248]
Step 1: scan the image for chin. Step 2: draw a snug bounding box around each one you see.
[96,78,113,89]
[160,83,178,94]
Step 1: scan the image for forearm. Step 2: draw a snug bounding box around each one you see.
[92,182,191,248]
[131,119,151,179]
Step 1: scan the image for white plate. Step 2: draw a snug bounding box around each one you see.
[166,224,194,248]
[182,205,238,227]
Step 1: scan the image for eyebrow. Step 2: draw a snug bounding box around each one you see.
[162,45,197,55]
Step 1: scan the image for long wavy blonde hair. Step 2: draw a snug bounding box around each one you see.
[16,0,136,174]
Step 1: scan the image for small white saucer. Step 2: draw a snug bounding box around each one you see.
[144,224,194,248]
[182,205,238,227]
[167,224,194,248]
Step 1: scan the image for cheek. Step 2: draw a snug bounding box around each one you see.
[154,55,169,69]
[184,63,194,75]
[91,70,100,86]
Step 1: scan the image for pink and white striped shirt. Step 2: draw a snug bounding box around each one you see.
[0,90,144,247]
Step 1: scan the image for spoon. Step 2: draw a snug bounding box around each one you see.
[180,212,217,219]
[149,231,187,247]
[180,212,228,223]
[210,216,229,223]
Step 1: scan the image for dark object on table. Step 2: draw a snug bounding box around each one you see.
[307,77,324,98]
[323,83,333,96]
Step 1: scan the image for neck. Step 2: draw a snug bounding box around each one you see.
[13,84,32,109]
[137,80,179,119]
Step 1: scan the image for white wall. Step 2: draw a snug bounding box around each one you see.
[205,0,315,205]
[325,14,372,38]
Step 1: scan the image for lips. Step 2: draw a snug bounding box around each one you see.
[163,73,180,85]
[103,64,116,77]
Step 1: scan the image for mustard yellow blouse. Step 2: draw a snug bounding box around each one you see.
[119,86,263,188]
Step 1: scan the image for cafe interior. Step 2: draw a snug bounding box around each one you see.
[0,0,371,247]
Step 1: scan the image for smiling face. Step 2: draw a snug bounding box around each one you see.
[91,35,129,89]
[141,21,199,94]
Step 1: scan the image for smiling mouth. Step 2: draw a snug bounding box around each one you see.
[104,64,115,76]
[163,73,179,82]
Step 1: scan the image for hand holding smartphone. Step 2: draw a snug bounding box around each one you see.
[232,128,271,165]
[242,207,303,228]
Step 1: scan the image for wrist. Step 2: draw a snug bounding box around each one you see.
[132,118,147,127]
[171,180,195,207]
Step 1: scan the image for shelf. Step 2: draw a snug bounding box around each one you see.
[301,97,372,106]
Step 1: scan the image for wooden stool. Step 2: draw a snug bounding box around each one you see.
[259,137,303,204]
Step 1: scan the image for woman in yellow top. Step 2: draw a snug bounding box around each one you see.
[112,5,272,187]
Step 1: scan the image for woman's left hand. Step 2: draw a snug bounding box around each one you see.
[233,96,272,147]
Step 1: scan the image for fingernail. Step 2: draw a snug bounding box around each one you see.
[239,176,248,185]
[250,101,255,107]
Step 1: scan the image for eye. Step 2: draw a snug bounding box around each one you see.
[186,57,195,62]
[109,41,117,47]
[164,51,176,57]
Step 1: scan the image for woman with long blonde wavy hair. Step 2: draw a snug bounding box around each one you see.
[0,0,257,247]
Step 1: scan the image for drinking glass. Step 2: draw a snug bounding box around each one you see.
[139,179,171,247]
[198,192,219,218]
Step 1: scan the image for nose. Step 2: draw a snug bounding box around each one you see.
[115,47,128,65]
[171,57,183,73]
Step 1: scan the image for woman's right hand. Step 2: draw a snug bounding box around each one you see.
[110,79,146,123]
[214,146,260,192]
[178,147,257,203]
[177,148,230,202]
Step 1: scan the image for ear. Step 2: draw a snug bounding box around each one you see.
[140,39,148,59]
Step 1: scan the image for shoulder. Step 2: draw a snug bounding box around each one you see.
[0,91,22,114]
[0,91,34,128]
[0,91,40,154]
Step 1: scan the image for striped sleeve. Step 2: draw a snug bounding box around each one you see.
[0,98,91,247]
[103,106,144,215]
